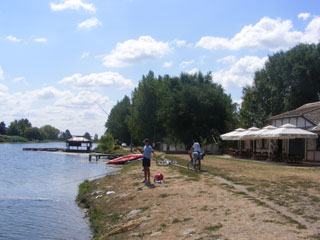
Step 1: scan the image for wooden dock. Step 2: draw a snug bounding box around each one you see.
[22,148,122,162]
[23,148,65,152]
[88,153,122,161]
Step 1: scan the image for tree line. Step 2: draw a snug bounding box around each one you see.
[105,72,238,148]
[104,43,320,149]
[240,43,320,128]
[0,119,97,141]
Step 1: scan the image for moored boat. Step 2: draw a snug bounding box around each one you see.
[107,154,143,164]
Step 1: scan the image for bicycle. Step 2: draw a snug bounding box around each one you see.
[187,152,203,172]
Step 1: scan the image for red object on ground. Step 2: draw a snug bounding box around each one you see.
[107,154,143,164]
[154,173,163,180]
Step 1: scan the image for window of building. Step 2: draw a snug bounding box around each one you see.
[317,135,320,151]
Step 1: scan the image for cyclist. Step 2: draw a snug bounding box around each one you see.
[189,139,202,169]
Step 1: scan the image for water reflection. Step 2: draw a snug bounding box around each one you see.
[0,142,115,240]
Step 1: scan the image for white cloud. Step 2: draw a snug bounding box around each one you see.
[196,16,313,52]
[180,60,194,68]
[78,17,101,29]
[301,16,320,43]
[103,36,172,67]
[6,35,21,42]
[0,87,111,136]
[12,77,27,85]
[81,51,90,58]
[0,84,8,92]
[212,56,268,89]
[55,90,109,108]
[187,68,199,75]
[217,56,236,64]
[0,66,3,80]
[50,0,96,13]
[173,39,187,47]
[172,39,193,48]
[31,86,68,100]
[163,61,173,68]
[34,38,48,43]
[298,12,310,20]
[59,72,134,90]
[233,98,243,108]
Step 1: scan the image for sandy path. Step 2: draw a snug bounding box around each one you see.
[92,157,316,239]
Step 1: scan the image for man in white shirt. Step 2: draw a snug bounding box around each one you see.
[189,139,201,162]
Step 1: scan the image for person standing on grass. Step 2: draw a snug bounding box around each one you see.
[139,138,156,184]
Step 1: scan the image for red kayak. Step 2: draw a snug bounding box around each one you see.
[107,154,143,164]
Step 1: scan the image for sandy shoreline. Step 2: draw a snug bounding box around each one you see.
[77,154,320,240]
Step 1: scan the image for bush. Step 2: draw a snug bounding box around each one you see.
[96,132,114,153]
[0,135,28,142]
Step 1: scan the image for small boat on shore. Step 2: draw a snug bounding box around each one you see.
[107,154,143,164]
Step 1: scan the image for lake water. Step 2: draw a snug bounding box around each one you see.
[0,142,115,240]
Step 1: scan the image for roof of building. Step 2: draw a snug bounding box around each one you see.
[309,125,320,132]
[66,136,91,142]
[269,101,320,125]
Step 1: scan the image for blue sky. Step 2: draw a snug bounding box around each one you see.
[1,0,320,137]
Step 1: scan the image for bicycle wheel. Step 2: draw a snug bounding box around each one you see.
[187,160,193,170]
[193,160,200,172]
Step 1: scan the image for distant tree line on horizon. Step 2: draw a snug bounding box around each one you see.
[0,119,98,142]
[104,43,320,148]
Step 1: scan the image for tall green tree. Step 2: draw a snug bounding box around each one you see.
[132,71,164,144]
[105,71,237,147]
[105,95,131,144]
[240,43,320,128]
[97,132,114,153]
[0,121,6,134]
[40,125,60,140]
[83,132,91,140]
[7,119,32,136]
[157,72,236,145]
[24,127,47,141]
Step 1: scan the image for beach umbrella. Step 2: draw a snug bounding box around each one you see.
[243,125,277,139]
[260,124,317,139]
[260,123,317,159]
[220,128,245,140]
[230,127,260,140]
[242,125,277,159]
[227,127,260,158]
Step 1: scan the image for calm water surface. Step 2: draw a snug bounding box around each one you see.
[0,142,115,240]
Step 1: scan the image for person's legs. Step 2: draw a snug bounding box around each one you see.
[188,150,192,161]
[146,166,150,182]
[143,166,148,182]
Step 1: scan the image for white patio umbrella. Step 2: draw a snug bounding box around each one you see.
[220,128,246,140]
[243,125,277,139]
[228,127,260,158]
[231,127,260,140]
[260,123,317,160]
[260,124,317,139]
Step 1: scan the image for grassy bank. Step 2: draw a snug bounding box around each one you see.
[0,135,28,142]
[77,154,320,239]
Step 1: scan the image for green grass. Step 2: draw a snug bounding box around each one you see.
[169,164,200,181]
[0,134,28,142]
[200,205,208,211]
[139,206,149,212]
[172,218,181,224]
[77,180,90,204]
[160,223,167,229]
[205,223,223,231]
[159,193,169,198]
